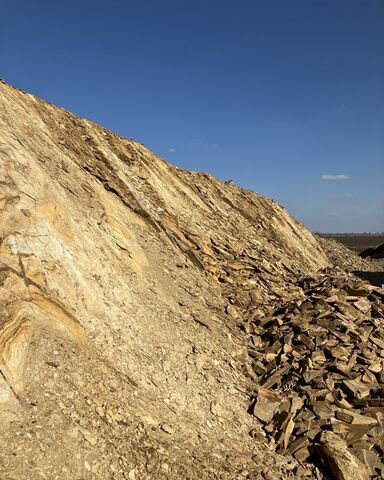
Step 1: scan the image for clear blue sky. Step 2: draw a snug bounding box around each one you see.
[2,0,383,232]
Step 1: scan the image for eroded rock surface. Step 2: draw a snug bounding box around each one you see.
[2,80,377,479]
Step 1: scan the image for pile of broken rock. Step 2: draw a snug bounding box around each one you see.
[316,236,375,272]
[247,269,384,479]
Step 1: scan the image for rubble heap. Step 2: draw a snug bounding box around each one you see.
[2,80,383,479]
[248,269,384,479]
[0,80,329,478]
[316,236,375,272]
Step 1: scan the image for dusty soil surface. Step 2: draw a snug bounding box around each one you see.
[0,81,383,480]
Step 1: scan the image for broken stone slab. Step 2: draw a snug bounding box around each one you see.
[286,434,310,455]
[341,379,372,400]
[294,445,312,463]
[330,421,374,436]
[261,364,291,389]
[251,387,283,423]
[353,398,384,408]
[351,448,384,477]
[335,409,378,426]
[370,335,384,349]
[353,298,371,313]
[276,412,295,451]
[344,285,372,297]
[311,401,335,419]
[319,431,370,480]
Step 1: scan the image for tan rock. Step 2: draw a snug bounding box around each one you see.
[252,388,283,423]
[0,80,333,479]
[320,431,370,480]
[226,305,238,318]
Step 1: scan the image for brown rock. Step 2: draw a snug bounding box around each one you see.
[1,80,383,480]
[250,289,263,304]
[226,305,238,318]
[335,409,377,426]
[252,388,283,423]
[319,431,370,480]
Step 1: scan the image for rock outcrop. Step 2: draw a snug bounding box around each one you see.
[1,80,381,479]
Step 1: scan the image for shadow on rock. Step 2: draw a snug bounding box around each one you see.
[359,242,384,259]
[353,270,384,287]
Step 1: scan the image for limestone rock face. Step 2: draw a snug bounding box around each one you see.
[0,81,328,479]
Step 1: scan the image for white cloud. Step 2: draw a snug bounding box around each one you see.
[321,174,349,181]
[167,148,176,153]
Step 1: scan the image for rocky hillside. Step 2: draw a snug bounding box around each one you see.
[0,81,382,480]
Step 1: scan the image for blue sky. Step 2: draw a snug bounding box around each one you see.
[1,0,383,232]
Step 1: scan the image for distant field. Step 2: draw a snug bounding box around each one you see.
[318,234,384,253]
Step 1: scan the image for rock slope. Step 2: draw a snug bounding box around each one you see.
[1,80,376,479]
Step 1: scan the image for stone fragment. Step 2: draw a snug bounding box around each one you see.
[261,364,290,389]
[294,446,311,463]
[46,361,60,368]
[250,289,263,304]
[342,379,372,400]
[345,285,372,297]
[252,388,283,423]
[226,305,238,318]
[319,431,370,480]
[335,409,377,425]
[79,428,97,446]
[351,448,384,476]
[280,414,295,451]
